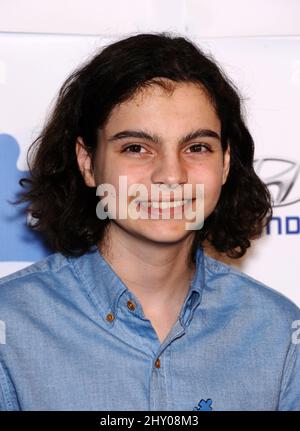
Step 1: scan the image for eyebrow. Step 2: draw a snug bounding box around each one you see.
[107,128,221,145]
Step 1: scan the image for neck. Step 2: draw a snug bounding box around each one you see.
[97,223,196,316]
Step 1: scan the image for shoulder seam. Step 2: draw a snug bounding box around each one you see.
[0,258,70,286]
[204,254,300,310]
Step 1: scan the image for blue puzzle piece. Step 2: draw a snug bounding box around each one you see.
[0,133,53,261]
[193,398,213,411]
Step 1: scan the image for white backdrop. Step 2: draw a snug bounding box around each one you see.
[0,1,300,306]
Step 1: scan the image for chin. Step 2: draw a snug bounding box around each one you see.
[131,221,193,244]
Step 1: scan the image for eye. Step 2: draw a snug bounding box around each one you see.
[122,144,147,154]
[186,144,211,153]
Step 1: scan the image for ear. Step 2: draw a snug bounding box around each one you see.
[222,143,230,185]
[75,137,96,187]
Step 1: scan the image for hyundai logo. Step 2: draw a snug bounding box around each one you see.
[254,157,300,207]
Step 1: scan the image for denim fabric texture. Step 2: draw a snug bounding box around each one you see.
[0,244,299,411]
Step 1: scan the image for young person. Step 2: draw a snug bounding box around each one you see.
[0,32,299,411]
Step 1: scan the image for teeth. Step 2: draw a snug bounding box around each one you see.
[139,200,190,209]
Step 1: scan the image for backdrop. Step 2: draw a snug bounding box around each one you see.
[0,32,299,306]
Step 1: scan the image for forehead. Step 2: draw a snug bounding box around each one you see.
[103,80,220,133]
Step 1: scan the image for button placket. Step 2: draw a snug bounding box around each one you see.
[127,300,136,311]
[154,358,161,368]
[106,312,115,322]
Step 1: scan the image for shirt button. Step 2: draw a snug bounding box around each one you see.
[155,358,160,368]
[127,300,136,311]
[106,312,115,322]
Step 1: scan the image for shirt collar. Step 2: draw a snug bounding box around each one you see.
[69,243,205,327]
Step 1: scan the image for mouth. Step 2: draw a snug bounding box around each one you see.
[135,198,194,217]
[137,199,192,209]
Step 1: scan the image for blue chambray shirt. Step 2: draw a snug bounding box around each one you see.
[0,244,299,411]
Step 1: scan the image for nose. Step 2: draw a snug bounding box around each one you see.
[151,152,188,189]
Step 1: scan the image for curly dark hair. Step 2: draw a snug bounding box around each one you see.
[11,32,272,262]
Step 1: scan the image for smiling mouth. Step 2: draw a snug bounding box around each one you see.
[139,199,194,219]
[137,199,192,209]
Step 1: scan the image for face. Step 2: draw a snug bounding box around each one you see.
[76,79,230,245]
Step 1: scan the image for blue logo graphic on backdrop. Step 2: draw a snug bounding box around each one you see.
[0,133,52,261]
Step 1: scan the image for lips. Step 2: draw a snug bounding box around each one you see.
[138,199,192,209]
[134,199,195,218]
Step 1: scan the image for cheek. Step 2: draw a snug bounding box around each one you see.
[190,165,224,212]
[191,162,224,190]
[95,171,148,203]
[93,154,134,187]
[204,173,224,194]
